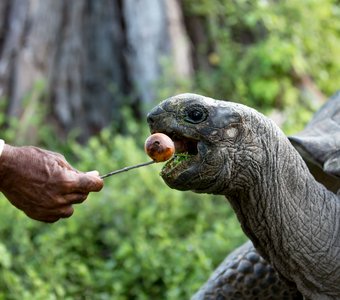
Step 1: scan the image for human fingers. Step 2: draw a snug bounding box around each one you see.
[59,206,74,218]
[24,210,60,223]
[65,172,104,193]
[64,193,88,204]
[25,205,75,222]
[54,153,78,171]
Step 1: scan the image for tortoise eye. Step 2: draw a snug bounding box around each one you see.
[184,105,208,124]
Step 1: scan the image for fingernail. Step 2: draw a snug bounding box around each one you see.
[86,170,100,176]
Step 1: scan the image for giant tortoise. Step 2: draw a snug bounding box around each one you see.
[146,92,340,300]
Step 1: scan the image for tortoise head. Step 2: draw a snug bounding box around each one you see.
[147,93,277,194]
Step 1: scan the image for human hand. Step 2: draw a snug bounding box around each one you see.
[0,145,103,222]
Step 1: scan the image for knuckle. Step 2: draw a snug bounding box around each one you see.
[28,212,59,223]
[72,193,88,204]
[44,218,59,223]
[60,206,74,218]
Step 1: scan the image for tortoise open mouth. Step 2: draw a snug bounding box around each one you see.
[158,133,199,175]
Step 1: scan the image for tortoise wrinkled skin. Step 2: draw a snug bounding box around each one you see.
[147,93,340,300]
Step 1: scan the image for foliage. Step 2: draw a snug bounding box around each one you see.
[0,80,60,149]
[0,125,246,299]
[1,1,338,298]
[181,0,339,129]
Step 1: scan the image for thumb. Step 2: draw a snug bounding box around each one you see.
[75,171,104,193]
[86,170,100,176]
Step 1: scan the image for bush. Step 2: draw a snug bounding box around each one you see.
[0,128,247,299]
[182,0,340,116]
[1,1,333,297]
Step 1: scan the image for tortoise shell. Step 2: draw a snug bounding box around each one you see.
[289,91,340,193]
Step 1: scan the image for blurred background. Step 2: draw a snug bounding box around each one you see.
[0,0,339,299]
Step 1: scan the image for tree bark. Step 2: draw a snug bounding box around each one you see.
[123,0,170,107]
[165,0,193,79]
[0,0,126,140]
[0,0,192,141]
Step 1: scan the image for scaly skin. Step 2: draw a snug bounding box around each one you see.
[191,241,302,300]
[147,93,340,300]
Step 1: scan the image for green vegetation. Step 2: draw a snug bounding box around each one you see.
[0,126,246,299]
[160,0,340,132]
[162,153,193,172]
[1,0,339,298]
[0,103,246,299]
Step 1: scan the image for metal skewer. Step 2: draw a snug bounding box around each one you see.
[100,161,155,179]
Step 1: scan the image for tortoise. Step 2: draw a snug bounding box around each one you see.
[146,91,340,300]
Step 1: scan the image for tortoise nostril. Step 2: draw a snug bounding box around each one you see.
[147,114,155,125]
[147,106,165,125]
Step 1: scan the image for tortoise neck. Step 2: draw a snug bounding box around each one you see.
[226,131,340,298]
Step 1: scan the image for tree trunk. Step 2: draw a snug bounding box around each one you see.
[0,0,192,141]
[123,0,170,108]
[165,0,193,78]
[0,0,126,140]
